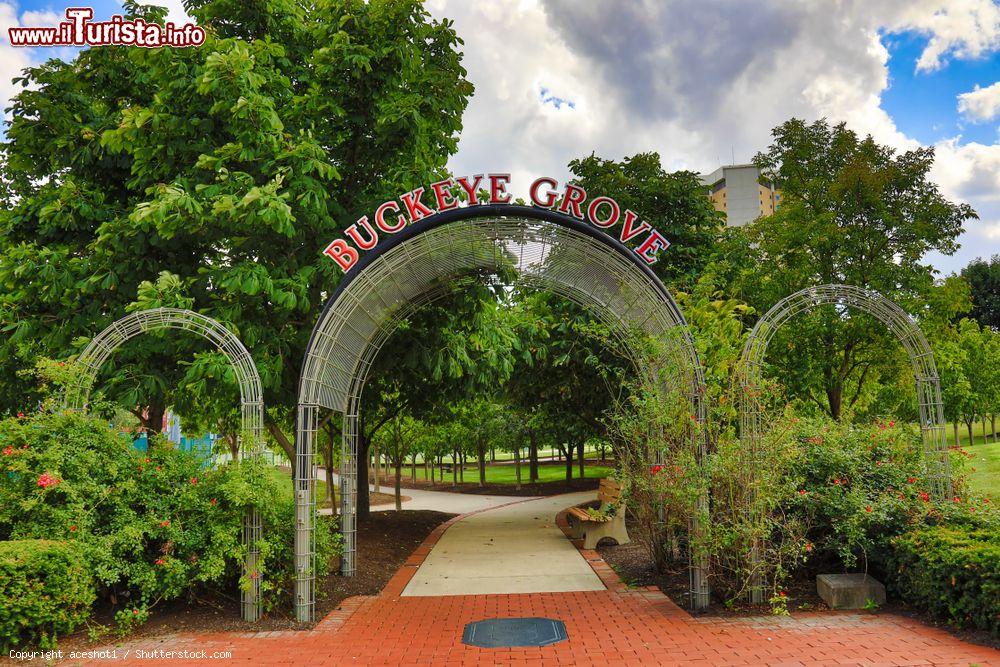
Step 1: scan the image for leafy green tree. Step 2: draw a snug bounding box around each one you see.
[961,255,1000,329]
[567,153,725,290]
[0,0,473,457]
[735,118,977,419]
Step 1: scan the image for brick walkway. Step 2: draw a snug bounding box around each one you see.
[73,500,999,666]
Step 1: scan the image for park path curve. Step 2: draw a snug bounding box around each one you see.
[401,491,603,596]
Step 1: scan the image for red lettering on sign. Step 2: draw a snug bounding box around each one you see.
[345,216,379,250]
[323,239,358,271]
[489,173,512,204]
[375,201,405,233]
[431,179,459,211]
[530,177,558,207]
[619,209,651,243]
[401,188,434,223]
[456,174,484,205]
[587,196,620,228]
[558,184,587,219]
[635,230,670,264]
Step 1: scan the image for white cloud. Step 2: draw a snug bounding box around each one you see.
[957,81,1000,121]
[426,0,1000,273]
[0,2,37,122]
[887,0,1000,72]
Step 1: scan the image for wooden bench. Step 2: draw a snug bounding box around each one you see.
[566,478,630,550]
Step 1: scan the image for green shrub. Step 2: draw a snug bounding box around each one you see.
[886,525,1000,636]
[0,412,341,624]
[0,540,95,651]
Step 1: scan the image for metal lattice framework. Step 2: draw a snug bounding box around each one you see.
[737,285,952,601]
[64,308,266,621]
[295,205,711,622]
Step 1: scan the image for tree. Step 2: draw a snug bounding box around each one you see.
[372,413,425,511]
[961,255,1000,329]
[0,0,473,457]
[734,118,977,419]
[567,153,725,291]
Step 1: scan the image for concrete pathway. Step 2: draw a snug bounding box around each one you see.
[402,491,603,596]
[317,468,532,515]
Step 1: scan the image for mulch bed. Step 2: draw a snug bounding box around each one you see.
[51,509,454,650]
[597,519,999,651]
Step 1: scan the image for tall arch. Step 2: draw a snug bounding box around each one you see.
[64,307,266,621]
[739,284,952,495]
[295,204,710,622]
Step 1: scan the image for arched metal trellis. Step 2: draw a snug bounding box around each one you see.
[738,284,953,602]
[295,204,710,622]
[64,308,266,621]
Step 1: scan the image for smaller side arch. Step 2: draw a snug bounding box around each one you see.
[737,285,952,604]
[739,285,952,493]
[64,307,266,621]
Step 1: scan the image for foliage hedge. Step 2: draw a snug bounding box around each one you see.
[885,525,1000,637]
[0,539,95,651]
[0,412,341,634]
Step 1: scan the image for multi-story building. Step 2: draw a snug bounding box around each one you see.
[699,163,781,227]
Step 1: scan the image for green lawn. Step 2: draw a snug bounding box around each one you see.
[964,440,999,501]
[380,460,613,486]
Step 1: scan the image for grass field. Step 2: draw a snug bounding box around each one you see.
[964,440,999,500]
[374,460,613,486]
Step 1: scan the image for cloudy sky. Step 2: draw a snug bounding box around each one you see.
[3,0,999,275]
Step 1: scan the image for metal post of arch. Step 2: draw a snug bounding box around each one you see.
[737,284,952,602]
[295,205,712,622]
[64,307,266,622]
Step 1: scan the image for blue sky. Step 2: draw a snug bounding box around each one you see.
[3,0,1000,276]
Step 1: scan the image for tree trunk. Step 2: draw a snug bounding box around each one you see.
[577,440,585,478]
[263,414,296,464]
[992,414,997,444]
[514,446,521,491]
[826,383,843,421]
[953,421,961,448]
[372,441,380,493]
[452,450,458,487]
[394,460,403,511]
[226,433,239,461]
[966,419,974,447]
[459,452,465,483]
[564,445,573,481]
[490,446,495,462]
[478,443,487,487]
[411,453,417,483]
[438,454,444,483]
[325,420,336,508]
[357,432,371,521]
[983,415,989,446]
[142,403,166,436]
[429,458,434,485]
[529,430,539,483]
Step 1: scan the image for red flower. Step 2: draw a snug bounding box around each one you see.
[190,477,198,485]
[156,466,161,471]
[160,520,170,528]
[210,498,217,506]
[953,496,961,503]
[37,472,60,488]
[133,609,139,616]
[876,460,882,467]
[798,489,807,496]
[155,558,165,566]
[650,464,664,474]
[907,477,915,484]
[2,446,13,456]
[250,570,259,580]
[919,492,930,502]
[805,542,813,553]
[69,525,77,532]
[865,506,872,513]
[779,591,787,597]
[888,420,895,428]
[145,458,151,463]
[16,412,24,419]
[898,493,905,500]
[969,507,976,513]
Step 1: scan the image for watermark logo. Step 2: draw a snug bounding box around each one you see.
[8,7,205,47]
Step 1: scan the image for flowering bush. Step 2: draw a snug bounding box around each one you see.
[0,540,95,651]
[0,412,341,630]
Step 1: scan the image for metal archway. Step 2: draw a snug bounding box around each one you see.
[737,285,952,604]
[295,204,710,622]
[64,307,265,621]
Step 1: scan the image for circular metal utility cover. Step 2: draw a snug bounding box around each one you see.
[462,617,568,648]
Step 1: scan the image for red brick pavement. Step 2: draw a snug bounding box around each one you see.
[71,501,999,667]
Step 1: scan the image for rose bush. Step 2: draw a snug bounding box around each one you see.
[0,411,341,634]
